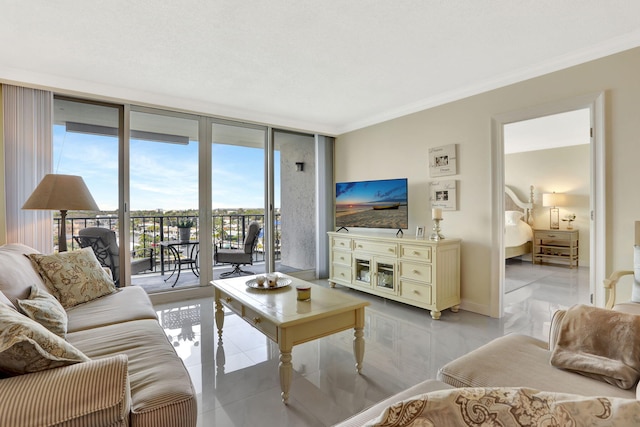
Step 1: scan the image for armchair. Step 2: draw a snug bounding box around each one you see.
[214,222,261,278]
[603,221,640,310]
[74,227,154,287]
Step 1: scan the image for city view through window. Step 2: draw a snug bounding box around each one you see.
[52,105,285,291]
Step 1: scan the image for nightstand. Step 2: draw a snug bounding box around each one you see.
[532,229,579,268]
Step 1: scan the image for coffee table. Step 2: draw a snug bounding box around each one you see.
[212,274,369,404]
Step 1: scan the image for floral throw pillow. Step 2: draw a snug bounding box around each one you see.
[17,285,68,338]
[28,248,116,309]
[0,303,89,376]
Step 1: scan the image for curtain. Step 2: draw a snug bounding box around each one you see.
[2,84,53,252]
[315,134,334,278]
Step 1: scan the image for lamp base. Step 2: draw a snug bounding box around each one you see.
[429,218,444,241]
[58,210,68,252]
[549,207,559,230]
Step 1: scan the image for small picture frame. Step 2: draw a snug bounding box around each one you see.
[429,144,457,177]
[430,180,457,211]
[416,226,425,239]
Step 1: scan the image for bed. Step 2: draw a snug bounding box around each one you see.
[505,185,534,259]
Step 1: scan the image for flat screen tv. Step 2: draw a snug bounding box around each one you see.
[335,178,408,231]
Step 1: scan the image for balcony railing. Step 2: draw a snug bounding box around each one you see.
[55,213,280,272]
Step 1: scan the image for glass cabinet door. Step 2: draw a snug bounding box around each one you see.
[354,255,372,288]
[374,258,397,294]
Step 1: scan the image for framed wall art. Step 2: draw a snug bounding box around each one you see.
[429,144,457,177]
[430,180,457,211]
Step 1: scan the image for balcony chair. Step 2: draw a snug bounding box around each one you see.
[73,227,154,287]
[215,222,261,278]
[603,221,640,311]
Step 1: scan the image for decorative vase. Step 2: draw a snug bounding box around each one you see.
[178,227,190,242]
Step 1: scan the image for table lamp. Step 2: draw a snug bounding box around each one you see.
[542,192,565,230]
[23,174,100,252]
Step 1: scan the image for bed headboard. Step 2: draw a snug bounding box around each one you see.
[505,185,534,225]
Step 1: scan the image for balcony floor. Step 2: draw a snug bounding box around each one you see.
[132,261,300,293]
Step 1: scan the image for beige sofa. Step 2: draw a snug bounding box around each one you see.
[337,293,640,425]
[0,243,197,427]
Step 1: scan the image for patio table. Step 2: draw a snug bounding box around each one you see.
[159,240,199,287]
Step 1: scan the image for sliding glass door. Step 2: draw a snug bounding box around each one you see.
[52,96,120,252]
[211,121,267,278]
[129,108,200,291]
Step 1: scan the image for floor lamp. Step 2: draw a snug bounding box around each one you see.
[23,174,99,252]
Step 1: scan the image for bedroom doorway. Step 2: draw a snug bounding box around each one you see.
[491,92,605,318]
[502,110,591,325]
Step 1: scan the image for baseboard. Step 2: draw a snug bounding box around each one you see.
[459,299,492,317]
[285,269,316,281]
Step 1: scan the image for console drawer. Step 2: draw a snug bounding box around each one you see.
[332,250,351,266]
[400,281,432,305]
[400,244,432,262]
[331,236,352,250]
[332,264,352,283]
[400,261,432,283]
[243,306,278,342]
[353,239,397,256]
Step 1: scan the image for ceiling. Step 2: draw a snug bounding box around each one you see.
[2,1,640,135]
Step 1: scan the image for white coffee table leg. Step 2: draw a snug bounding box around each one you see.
[353,307,365,373]
[214,299,224,342]
[279,349,293,404]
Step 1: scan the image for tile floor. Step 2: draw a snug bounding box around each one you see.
[153,261,589,426]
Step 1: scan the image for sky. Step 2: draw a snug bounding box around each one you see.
[53,126,280,212]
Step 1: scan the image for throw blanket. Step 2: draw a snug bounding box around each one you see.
[365,387,640,427]
[550,304,640,389]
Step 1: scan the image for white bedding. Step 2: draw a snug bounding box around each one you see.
[505,220,533,247]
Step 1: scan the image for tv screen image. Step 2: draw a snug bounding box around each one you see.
[335,178,408,230]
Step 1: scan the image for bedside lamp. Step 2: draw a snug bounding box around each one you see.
[542,192,566,230]
[23,174,100,252]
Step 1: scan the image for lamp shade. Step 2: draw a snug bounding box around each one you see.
[542,192,566,208]
[22,174,99,211]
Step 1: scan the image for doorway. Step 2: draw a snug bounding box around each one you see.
[502,109,591,326]
[491,92,606,318]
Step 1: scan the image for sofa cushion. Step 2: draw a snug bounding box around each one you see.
[437,334,636,399]
[0,291,15,309]
[0,243,46,308]
[28,248,116,308]
[363,387,640,427]
[612,301,640,315]
[66,285,158,333]
[550,304,640,389]
[68,318,197,427]
[17,284,68,338]
[0,303,89,376]
[334,380,454,427]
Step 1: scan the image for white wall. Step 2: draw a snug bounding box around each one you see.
[506,144,590,266]
[336,47,640,316]
[280,134,316,270]
[0,85,4,245]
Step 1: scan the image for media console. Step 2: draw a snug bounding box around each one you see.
[328,231,461,319]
